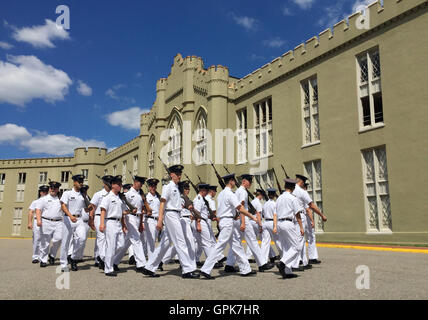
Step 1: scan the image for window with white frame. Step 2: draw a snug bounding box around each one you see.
[168,115,182,165]
[122,161,127,183]
[18,172,26,184]
[357,48,383,128]
[195,112,208,165]
[12,208,23,236]
[82,169,89,181]
[104,169,108,176]
[133,155,138,176]
[0,173,5,185]
[39,172,48,184]
[16,188,25,202]
[301,77,320,145]
[236,108,247,164]
[304,160,324,232]
[61,171,69,183]
[148,137,155,178]
[254,98,273,158]
[362,146,391,233]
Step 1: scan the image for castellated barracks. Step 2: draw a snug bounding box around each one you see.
[1,0,427,245]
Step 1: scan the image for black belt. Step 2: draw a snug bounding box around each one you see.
[147,216,158,221]
[265,219,274,221]
[181,215,191,219]
[279,218,293,222]
[95,214,101,216]
[106,218,121,222]
[72,214,81,218]
[129,213,141,217]
[42,217,62,222]
[83,220,89,223]
[166,209,181,213]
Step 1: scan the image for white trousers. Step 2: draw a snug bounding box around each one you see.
[261,220,283,262]
[226,218,267,267]
[144,217,160,262]
[305,217,319,260]
[60,217,87,268]
[68,221,90,260]
[39,220,63,263]
[114,215,147,268]
[278,220,300,274]
[192,219,216,261]
[145,211,196,274]
[32,219,42,261]
[201,218,251,275]
[94,215,106,262]
[104,220,125,273]
[293,217,308,267]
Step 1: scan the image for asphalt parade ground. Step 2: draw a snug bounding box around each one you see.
[1,239,427,300]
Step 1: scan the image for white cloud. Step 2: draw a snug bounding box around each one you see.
[230,13,258,31]
[106,107,147,130]
[0,41,13,49]
[293,0,316,10]
[0,123,107,156]
[0,55,72,107]
[318,0,374,29]
[263,37,287,48]
[105,84,135,104]
[12,19,70,48]
[282,6,293,16]
[77,80,92,96]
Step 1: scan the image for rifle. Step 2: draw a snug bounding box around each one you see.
[272,168,283,194]
[197,175,203,183]
[281,164,290,179]
[184,173,214,220]
[210,162,226,189]
[255,176,269,201]
[95,174,136,212]
[128,170,152,215]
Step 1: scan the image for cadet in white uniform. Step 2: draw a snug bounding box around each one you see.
[114,176,148,273]
[245,190,264,262]
[36,182,63,268]
[261,188,283,263]
[143,179,162,261]
[200,174,259,279]
[99,175,128,277]
[225,174,272,273]
[275,179,304,279]
[28,185,49,264]
[59,174,87,272]
[179,181,198,267]
[205,185,225,266]
[142,165,199,279]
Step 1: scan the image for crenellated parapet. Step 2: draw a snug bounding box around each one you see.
[0,156,73,169]
[104,137,140,164]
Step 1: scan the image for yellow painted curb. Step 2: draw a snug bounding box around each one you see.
[316,243,428,254]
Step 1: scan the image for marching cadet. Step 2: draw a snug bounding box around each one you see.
[225,174,273,273]
[89,175,113,269]
[245,189,264,262]
[261,188,283,263]
[275,179,304,279]
[59,174,88,272]
[294,175,327,266]
[142,165,199,279]
[123,184,132,193]
[28,185,49,264]
[143,178,162,261]
[200,174,258,279]
[114,176,147,273]
[99,175,128,277]
[36,181,63,268]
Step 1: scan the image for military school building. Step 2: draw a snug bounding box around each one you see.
[1,0,427,245]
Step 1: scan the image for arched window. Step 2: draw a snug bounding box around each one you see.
[195,112,207,164]
[148,136,155,178]
[168,115,182,165]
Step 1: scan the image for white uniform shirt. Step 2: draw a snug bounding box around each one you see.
[60,189,85,216]
[293,185,312,222]
[235,186,248,210]
[36,194,63,220]
[29,198,42,211]
[262,199,276,220]
[251,197,263,214]
[180,197,191,218]
[146,192,160,217]
[275,191,303,221]
[125,187,143,214]
[91,189,109,215]
[161,181,181,211]
[100,191,127,219]
[216,187,241,219]
[193,194,209,220]
[205,194,216,211]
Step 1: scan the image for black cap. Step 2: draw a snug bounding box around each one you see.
[146,178,160,186]
[102,175,114,184]
[240,174,254,183]
[303,182,310,189]
[198,183,210,191]
[222,173,236,183]
[266,188,277,194]
[284,178,298,189]
[295,174,309,183]
[111,175,123,185]
[169,165,184,174]
[72,174,85,182]
[80,185,89,193]
[39,185,49,193]
[255,189,264,194]
[48,181,62,189]
[134,176,147,184]
[178,181,190,189]
[123,184,132,190]
[209,185,217,192]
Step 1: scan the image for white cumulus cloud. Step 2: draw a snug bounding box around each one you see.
[0,41,14,49]
[0,123,31,143]
[12,19,70,48]
[293,0,316,10]
[106,107,147,130]
[77,80,92,96]
[230,13,258,31]
[0,55,72,107]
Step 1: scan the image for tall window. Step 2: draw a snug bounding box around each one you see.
[122,161,127,183]
[104,169,108,176]
[16,188,25,202]
[362,146,391,233]
[254,98,273,158]
[195,112,208,165]
[254,170,274,189]
[82,169,89,181]
[236,109,247,164]
[61,171,69,183]
[168,115,182,165]
[301,77,320,145]
[39,172,48,184]
[133,155,138,176]
[18,173,26,184]
[12,208,23,236]
[148,137,155,178]
[357,48,383,129]
[304,160,324,232]
[0,173,5,185]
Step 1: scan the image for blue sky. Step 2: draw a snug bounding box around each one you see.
[0,0,372,159]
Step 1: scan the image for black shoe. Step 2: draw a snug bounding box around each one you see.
[299,260,303,266]
[309,259,321,264]
[48,255,55,265]
[99,260,105,270]
[136,267,145,273]
[303,264,313,270]
[182,272,200,279]
[196,261,203,268]
[158,262,164,271]
[67,255,72,264]
[224,265,237,273]
[260,262,274,271]
[214,262,223,269]
[71,260,78,271]
[95,262,99,267]
[128,255,136,265]
[142,267,160,277]
[248,259,256,264]
[218,257,227,263]
[32,259,39,264]
[201,272,214,280]
[40,262,47,268]
[292,267,305,272]
[113,264,120,272]
[105,272,117,277]
[276,261,287,278]
[270,257,276,263]
[284,273,299,279]
[241,270,257,277]
[173,259,180,264]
